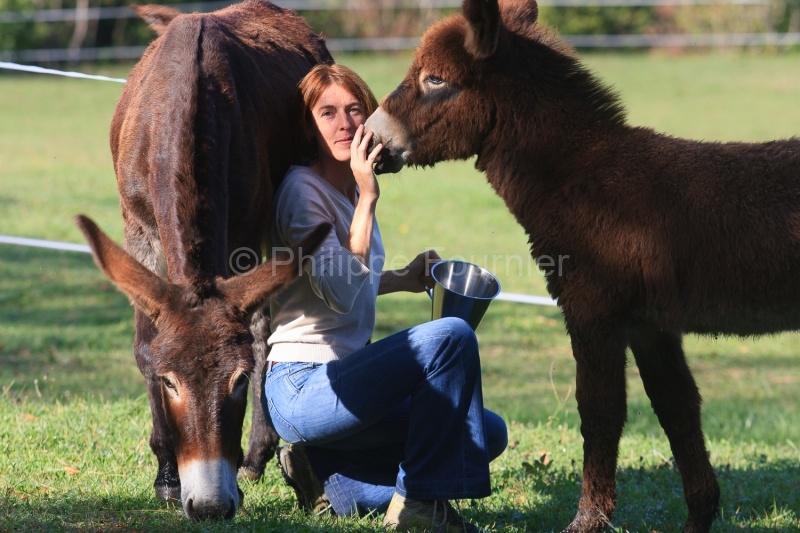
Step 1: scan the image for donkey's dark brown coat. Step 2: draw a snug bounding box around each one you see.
[78,0,331,520]
[365,0,800,531]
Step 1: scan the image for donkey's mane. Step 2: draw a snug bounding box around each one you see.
[528,23,576,58]
[534,31,627,128]
[499,2,628,129]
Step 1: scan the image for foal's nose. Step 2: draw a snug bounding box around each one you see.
[367,130,381,153]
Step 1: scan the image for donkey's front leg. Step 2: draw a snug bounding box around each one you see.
[240,307,280,480]
[562,326,629,533]
[134,310,180,501]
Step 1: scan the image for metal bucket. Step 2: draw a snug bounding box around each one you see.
[427,260,501,331]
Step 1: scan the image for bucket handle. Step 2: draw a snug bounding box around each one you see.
[424,259,444,299]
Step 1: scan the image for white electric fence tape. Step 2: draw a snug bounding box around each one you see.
[0,236,558,306]
[0,235,92,253]
[0,61,126,83]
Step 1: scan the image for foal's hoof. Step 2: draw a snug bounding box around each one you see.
[560,509,609,533]
[238,465,263,482]
[155,482,181,502]
[682,508,718,533]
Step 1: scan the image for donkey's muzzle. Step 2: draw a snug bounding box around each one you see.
[365,108,409,175]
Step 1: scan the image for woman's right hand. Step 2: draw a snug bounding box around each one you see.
[345,124,381,266]
[351,124,382,202]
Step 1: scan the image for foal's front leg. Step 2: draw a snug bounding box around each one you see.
[629,327,719,533]
[562,326,629,533]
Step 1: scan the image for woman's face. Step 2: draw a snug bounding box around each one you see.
[309,83,367,163]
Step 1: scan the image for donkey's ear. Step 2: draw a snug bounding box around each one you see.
[219,223,332,316]
[75,215,177,321]
[132,4,181,36]
[463,0,501,60]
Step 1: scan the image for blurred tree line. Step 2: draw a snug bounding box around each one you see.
[540,2,799,37]
[1,0,798,55]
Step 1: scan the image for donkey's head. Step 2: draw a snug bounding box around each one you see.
[75,215,329,520]
[366,0,547,174]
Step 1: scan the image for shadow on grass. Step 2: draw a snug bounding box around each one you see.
[2,490,383,532]
[504,458,800,532]
[3,458,797,532]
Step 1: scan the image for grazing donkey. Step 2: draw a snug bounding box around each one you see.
[365,0,800,531]
[76,216,328,519]
[93,0,331,520]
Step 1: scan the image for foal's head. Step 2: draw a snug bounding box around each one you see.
[76,215,328,520]
[366,0,576,174]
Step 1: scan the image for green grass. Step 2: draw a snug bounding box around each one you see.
[2,51,800,531]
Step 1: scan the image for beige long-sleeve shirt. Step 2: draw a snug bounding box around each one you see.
[267,166,385,362]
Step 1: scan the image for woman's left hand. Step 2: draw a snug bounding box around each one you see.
[404,250,442,293]
[351,124,382,201]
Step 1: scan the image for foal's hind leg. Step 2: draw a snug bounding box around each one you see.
[562,326,629,533]
[240,307,280,480]
[629,327,719,533]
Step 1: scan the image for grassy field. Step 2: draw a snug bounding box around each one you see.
[2,50,800,531]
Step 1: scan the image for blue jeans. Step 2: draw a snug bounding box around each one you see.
[264,317,508,516]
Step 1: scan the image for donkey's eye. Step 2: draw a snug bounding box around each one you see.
[162,376,178,394]
[425,75,444,86]
[232,373,249,395]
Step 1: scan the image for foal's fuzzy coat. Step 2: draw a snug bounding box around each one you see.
[365,0,800,531]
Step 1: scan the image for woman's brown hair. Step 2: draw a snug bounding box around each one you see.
[294,63,379,163]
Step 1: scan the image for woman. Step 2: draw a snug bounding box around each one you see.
[264,63,507,532]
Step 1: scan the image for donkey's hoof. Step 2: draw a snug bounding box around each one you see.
[155,482,181,502]
[238,465,264,482]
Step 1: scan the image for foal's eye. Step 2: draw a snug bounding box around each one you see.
[235,331,254,345]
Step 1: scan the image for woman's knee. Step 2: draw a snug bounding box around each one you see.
[485,409,508,461]
[436,317,478,351]
[411,317,478,360]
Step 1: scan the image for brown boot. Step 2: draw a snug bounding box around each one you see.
[276,445,333,516]
[383,492,487,532]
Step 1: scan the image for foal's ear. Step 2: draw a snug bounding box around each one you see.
[75,215,177,321]
[219,223,332,316]
[463,0,501,60]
